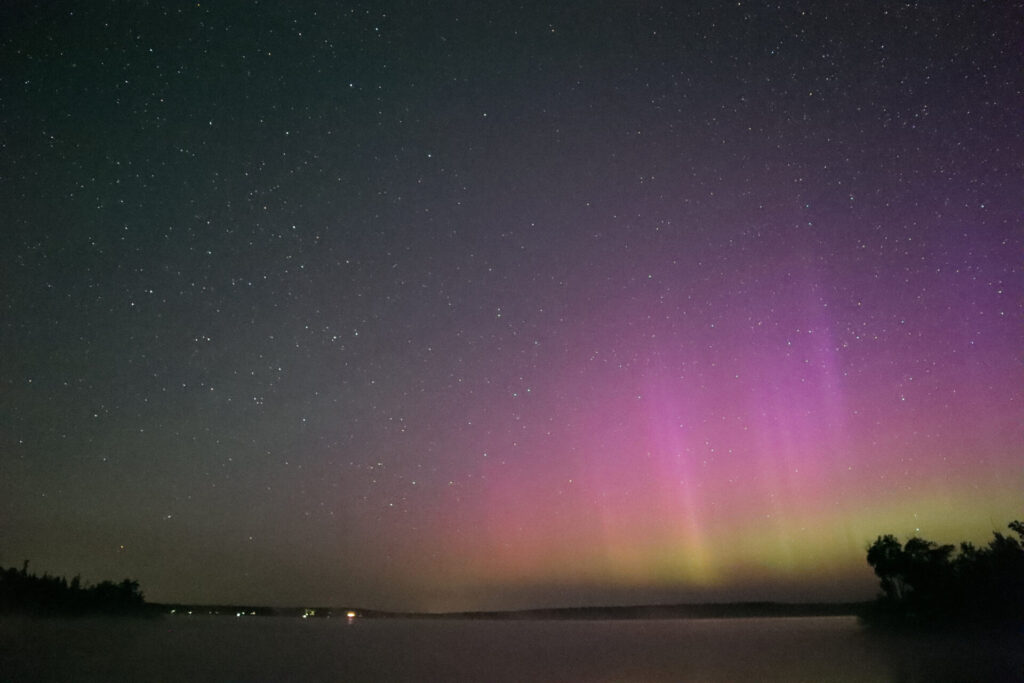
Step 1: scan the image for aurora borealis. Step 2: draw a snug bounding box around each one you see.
[1,2,1021,611]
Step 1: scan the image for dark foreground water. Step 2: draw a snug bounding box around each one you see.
[2,615,1022,682]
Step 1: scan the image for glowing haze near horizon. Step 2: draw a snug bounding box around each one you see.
[1,2,1021,611]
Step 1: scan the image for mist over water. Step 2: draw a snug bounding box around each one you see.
[3,616,1022,682]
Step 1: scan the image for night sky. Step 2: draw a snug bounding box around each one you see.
[2,2,1021,612]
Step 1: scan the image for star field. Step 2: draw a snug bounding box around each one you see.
[1,2,1021,611]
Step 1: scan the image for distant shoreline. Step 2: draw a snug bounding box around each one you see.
[150,601,871,621]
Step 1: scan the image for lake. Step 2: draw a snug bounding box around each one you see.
[2,615,1022,681]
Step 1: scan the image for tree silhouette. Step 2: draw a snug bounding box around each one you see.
[866,534,909,602]
[865,520,1024,627]
[0,561,149,616]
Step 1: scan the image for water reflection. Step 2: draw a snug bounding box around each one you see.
[1,615,1021,682]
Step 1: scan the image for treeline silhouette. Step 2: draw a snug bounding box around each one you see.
[0,561,150,616]
[865,520,1024,628]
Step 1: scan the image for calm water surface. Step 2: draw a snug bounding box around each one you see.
[2,615,1022,682]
